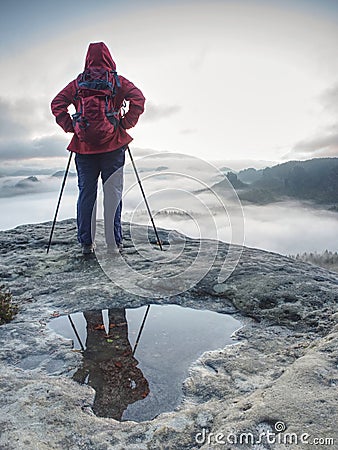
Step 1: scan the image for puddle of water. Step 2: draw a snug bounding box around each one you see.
[48,304,241,422]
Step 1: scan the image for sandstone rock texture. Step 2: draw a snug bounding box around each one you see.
[0,219,337,449]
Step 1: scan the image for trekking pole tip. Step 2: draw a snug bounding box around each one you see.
[157,240,164,251]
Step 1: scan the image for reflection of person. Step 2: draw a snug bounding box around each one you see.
[73,309,149,420]
[51,42,145,254]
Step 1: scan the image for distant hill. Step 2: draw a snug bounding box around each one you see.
[236,167,262,183]
[219,158,338,207]
[51,171,76,178]
[15,176,40,188]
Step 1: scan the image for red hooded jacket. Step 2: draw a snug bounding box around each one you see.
[51,42,145,154]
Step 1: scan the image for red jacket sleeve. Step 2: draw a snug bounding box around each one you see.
[119,76,145,130]
[51,81,77,133]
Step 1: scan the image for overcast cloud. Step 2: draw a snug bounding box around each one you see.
[1,1,338,163]
[0,135,68,161]
[284,79,338,159]
[0,94,67,166]
[143,102,182,122]
[286,128,338,159]
[321,82,338,114]
[0,98,28,139]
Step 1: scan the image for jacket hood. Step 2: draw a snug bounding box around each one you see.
[84,42,116,71]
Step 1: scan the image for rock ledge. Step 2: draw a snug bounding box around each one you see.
[0,219,337,449]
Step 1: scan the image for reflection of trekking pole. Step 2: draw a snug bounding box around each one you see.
[133,304,151,356]
[46,152,73,254]
[68,314,85,351]
[127,146,163,251]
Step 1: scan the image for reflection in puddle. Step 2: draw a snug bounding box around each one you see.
[49,304,240,422]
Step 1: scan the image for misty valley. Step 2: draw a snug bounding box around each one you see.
[0,156,337,268]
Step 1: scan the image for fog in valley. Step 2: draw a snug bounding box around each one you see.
[1,153,337,257]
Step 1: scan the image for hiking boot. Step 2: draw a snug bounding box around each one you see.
[82,243,95,255]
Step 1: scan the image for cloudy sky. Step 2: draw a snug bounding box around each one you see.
[1,0,338,171]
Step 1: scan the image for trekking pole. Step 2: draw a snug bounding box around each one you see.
[127,146,163,251]
[132,304,151,356]
[68,314,85,351]
[46,151,73,254]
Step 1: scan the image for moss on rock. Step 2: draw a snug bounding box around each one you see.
[0,285,17,325]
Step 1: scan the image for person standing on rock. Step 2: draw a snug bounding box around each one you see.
[51,42,145,255]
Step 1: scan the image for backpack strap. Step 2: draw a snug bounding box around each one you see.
[73,88,79,102]
[111,71,121,89]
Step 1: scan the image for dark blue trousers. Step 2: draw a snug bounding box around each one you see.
[75,147,126,246]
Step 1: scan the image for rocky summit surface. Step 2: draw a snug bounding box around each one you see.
[0,219,337,450]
